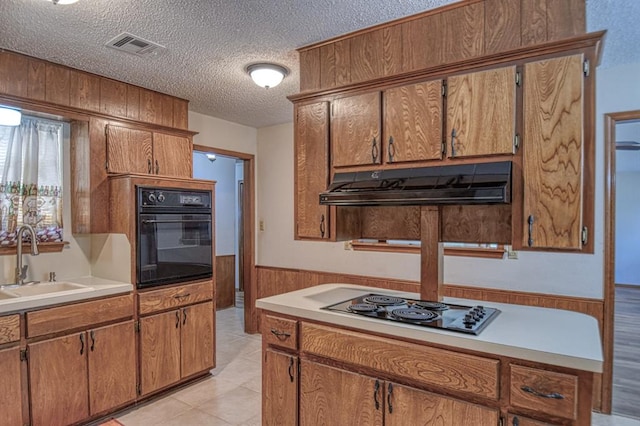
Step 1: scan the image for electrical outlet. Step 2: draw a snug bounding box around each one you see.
[507,246,518,259]
[259,220,265,231]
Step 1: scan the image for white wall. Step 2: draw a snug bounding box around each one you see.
[193,153,237,256]
[189,111,257,156]
[255,61,640,300]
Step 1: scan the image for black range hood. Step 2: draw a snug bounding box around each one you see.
[319,161,512,206]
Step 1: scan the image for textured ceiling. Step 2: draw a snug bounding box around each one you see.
[0,0,637,129]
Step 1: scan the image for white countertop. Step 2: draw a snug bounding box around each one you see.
[0,276,133,314]
[256,283,603,373]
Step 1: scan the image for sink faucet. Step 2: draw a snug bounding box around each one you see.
[15,224,39,285]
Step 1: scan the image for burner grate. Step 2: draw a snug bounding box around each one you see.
[412,301,449,311]
[391,308,439,322]
[363,295,406,306]
[348,303,378,313]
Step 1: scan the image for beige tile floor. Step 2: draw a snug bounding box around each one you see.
[113,306,639,426]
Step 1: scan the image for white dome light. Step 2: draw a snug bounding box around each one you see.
[246,63,288,89]
[0,106,21,126]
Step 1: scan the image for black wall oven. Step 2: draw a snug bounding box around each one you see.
[137,186,213,289]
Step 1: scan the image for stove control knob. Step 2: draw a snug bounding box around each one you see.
[148,193,157,203]
[463,314,476,325]
[157,193,166,203]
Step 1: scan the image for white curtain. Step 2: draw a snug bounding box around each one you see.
[0,116,63,245]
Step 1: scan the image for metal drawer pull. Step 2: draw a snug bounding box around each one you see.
[373,380,380,410]
[155,159,160,174]
[388,136,395,163]
[371,137,379,163]
[270,329,291,340]
[520,385,565,400]
[527,215,534,247]
[174,293,191,299]
[450,128,457,157]
[79,333,85,355]
[147,159,152,174]
[183,308,188,325]
[387,382,393,413]
[90,330,95,352]
[175,311,180,328]
[288,357,295,383]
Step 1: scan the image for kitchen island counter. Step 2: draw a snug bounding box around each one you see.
[256,283,603,373]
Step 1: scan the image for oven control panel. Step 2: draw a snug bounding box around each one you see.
[139,187,212,209]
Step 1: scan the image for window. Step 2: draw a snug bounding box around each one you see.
[351,239,505,259]
[0,115,64,251]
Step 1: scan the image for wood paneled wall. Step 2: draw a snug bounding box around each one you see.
[0,49,189,130]
[216,255,235,310]
[298,0,585,93]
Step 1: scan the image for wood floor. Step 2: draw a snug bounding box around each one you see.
[613,285,640,419]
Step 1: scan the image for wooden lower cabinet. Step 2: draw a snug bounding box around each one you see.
[300,360,382,426]
[263,349,298,426]
[88,321,137,415]
[140,301,215,396]
[0,346,23,426]
[29,332,89,426]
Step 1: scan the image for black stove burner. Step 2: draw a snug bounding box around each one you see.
[391,308,439,322]
[412,301,449,311]
[348,303,378,313]
[363,295,406,306]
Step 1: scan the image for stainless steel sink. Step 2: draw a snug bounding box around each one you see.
[1,282,92,297]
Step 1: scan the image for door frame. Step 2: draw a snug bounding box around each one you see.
[193,144,258,334]
[601,109,640,412]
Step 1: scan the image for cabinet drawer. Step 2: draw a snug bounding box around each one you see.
[510,365,578,420]
[0,314,20,344]
[27,294,133,338]
[138,281,213,315]
[301,322,499,399]
[263,314,298,350]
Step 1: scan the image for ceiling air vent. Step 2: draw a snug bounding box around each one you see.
[105,32,166,57]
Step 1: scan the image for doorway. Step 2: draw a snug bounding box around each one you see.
[603,110,640,418]
[193,144,256,333]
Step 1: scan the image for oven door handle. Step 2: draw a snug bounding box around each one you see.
[141,219,211,224]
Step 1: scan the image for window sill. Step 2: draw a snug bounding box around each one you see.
[350,241,505,259]
[0,241,69,256]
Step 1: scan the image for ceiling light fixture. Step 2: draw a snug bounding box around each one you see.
[45,0,80,5]
[205,153,217,162]
[0,106,21,126]
[246,63,288,89]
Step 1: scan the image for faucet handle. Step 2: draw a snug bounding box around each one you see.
[20,265,28,280]
[49,272,57,282]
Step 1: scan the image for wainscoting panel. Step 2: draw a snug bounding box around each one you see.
[216,255,235,309]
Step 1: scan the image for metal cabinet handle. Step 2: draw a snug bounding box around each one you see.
[147,159,152,174]
[270,329,291,341]
[174,293,191,299]
[388,136,395,163]
[387,382,393,413]
[373,380,380,410]
[527,215,534,247]
[371,137,379,163]
[521,385,565,400]
[79,333,85,355]
[450,128,457,157]
[175,311,180,328]
[320,214,326,238]
[90,330,95,352]
[288,357,295,383]
[512,416,519,426]
[182,308,187,325]
[155,159,159,174]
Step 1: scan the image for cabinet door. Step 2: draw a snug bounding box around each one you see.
[446,66,516,158]
[153,132,193,178]
[300,360,382,426]
[383,80,443,164]
[140,310,181,396]
[331,92,381,168]
[0,347,23,426]
[29,332,89,426]
[522,54,584,250]
[106,124,153,174]
[295,102,330,239]
[263,349,297,426]
[385,382,499,426]
[88,321,136,415]
[180,301,214,378]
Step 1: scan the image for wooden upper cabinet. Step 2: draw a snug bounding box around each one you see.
[263,349,298,426]
[29,333,89,426]
[101,78,128,117]
[484,0,522,54]
[300,48,321,93]
[350,31,383,84]
[126,85,141,120]
[295,102,330,240]
[446,65,516,158]
[385,383,499,426]
[173,98,189,129]
[331,92,381,168]
[441,1,485,64]
[383,80,443,164]
[106,124,153,174]
[402,12,444,72]
[152,132,193,178]
[70,70,100,112]
[0,50,29,97]
[88,321,136,415]
[522,54,585,250]
[45,63,70,106]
